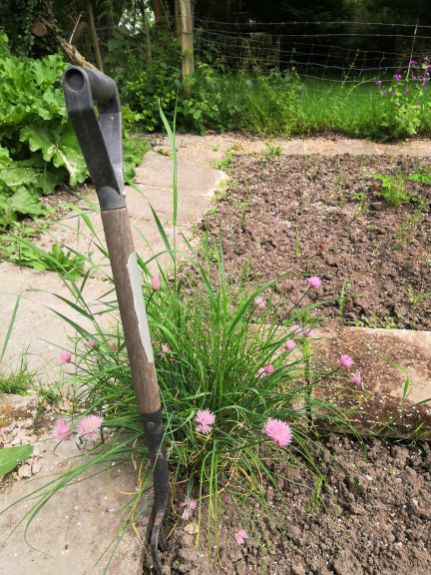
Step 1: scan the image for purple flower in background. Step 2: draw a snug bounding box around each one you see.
[412,76,417,81]
[403,87,410,94]
[258,364,275,378]
[393,73,402,81]
[422,55,429,61]
[375,79,382,87]
[284,339,296,351]
[391,91,396,97]
[423,77,429,86]
[150,275,161,291]
[254,295,267,311]
[409,59,417,67]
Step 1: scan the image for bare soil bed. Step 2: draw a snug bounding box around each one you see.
[161,436,431,575]
[202,153,431,330]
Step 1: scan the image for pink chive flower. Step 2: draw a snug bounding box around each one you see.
[284,339,296,351]
[352,373,362,385]
[59,351,72,364]
[234,529,248,545]
[290,324,305,336]
[195,409,216,434]
[78,415,103,441]
[85,338,97,349]
[307,276,321,290]
[339,354,353,369]
[150,275,161,291]
[302,327,316,338]
[161,343,170,356]
[54,418,72,442]
[180,497,197,521]
[258,364,275,378]
[254,296,267,311]
[263,418,293,447]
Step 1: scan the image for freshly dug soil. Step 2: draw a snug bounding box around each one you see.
[201,154,431,329]
[160,436,431,575]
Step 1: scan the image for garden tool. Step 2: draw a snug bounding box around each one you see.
[62,66,168,574]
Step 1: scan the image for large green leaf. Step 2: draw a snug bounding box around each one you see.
[0,444,33,477]
[20,123,87,187]
[0,146,10,169]
[8,188,45,218]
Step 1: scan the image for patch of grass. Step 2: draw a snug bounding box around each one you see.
[214,146,235,172]
[0,367,32,396]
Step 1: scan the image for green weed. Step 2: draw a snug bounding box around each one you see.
[264,142,283,158]
[0,366,33,396]
[372,173,412,208]
[4,239,85,279]
[214,146,235,171]
[407,286,431,307]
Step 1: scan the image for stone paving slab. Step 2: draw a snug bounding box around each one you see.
[166,133,431,161]
[0,437,145,575]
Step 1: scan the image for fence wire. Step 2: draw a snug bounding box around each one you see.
[86,18,431,84]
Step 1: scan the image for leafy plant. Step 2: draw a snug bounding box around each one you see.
[6,239,85,279]
[408,169,431,184]
[264,142,283,157]
[0,33,148,231]
[372,173,412,207]
[0,445,33,477]
[407,286,431,306]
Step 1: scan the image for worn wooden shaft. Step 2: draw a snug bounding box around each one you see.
[101,208,160,414]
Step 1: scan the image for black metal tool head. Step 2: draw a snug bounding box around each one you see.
[62,66,126,211]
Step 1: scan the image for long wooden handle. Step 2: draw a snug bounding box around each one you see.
[101,207,160,414]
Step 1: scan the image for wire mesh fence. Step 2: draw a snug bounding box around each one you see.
[81,17,431,88]
[189,19,431,83]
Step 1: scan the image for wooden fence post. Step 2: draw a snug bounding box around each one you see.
[179,0,194,85]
